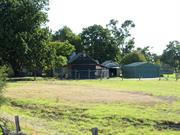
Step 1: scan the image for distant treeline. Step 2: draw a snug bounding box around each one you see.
[0,0,179,77]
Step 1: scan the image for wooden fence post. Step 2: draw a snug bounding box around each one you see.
[0,125,9,135]
[92,127,98,135]
[15,116,21,134]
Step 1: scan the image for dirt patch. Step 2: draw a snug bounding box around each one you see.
[5,83,160,104]
[157,96,180,103]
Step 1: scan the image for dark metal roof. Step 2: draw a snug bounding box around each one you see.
[124,62,146,67]
[68,52,99,64]
[124,62,159,67]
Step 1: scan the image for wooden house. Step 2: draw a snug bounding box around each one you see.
[67,52,109,79]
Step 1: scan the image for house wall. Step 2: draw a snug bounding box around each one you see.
[68,53,109,79]
[70,64,96,79]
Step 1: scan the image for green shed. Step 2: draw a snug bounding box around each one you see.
[122,62,160,78]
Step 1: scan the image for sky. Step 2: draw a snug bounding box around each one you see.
[47,0,180,55]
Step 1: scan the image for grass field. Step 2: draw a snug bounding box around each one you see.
[0,78,180,135]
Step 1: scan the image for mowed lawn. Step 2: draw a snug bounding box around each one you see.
[0,78,180,135]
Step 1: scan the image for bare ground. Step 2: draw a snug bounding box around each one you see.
[5,83,161,104]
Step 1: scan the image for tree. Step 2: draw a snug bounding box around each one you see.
[0,0,49,76]
[161,41,180,71]
[50,41,75,57]
[80,25,121,63]
[152,53,161,65]
[121,51,146,64]
[25,28,51,77]
[46,41,75,76]
[53,26,73,42]
[107,19,135,56]
[52,26,83,53]
[136,46,154,62]
[136,46,161,64]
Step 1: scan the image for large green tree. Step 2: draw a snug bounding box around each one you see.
[25,28,51,76]
[52,26,83,53]
[80,25,121,63]
[107,19,135,56]
[46,41,75,76]
[161,41,180,71]
[0,0,49,76]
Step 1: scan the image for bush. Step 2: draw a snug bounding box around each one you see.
[0,67,7,105]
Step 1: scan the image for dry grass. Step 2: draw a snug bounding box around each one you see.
[5,82,160,104]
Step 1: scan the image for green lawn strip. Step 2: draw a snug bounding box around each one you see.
[1,98,179,134]
[8,98,180,122]
[86,103,180,134]
[87,102,180,122]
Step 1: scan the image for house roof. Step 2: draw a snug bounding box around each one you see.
[68,52,99,64]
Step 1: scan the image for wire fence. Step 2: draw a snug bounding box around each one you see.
[67,69,109,79]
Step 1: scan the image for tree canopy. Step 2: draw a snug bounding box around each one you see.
[45,41,75,76]
[107,19,135,56]
[80,24,121,63]
[52,26,82,53]
[136,46,161,64]
[0,0,49,76]
[121,51,147,65]
[161,41,180,71]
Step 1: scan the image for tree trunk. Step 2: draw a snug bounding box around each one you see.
[11,64,22,77]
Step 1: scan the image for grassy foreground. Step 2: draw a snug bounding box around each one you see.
[0,78,180,135]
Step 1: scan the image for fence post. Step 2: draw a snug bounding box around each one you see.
[88,69,90,79]
[0,125,9,135]
[100,71,103,80]
[78,72,80,79]
[175,72,179,81]
[92,127,98,135]
[75,70,77,80]
[15,116,21,134]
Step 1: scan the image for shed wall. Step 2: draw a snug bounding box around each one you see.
[123,63,160,78]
